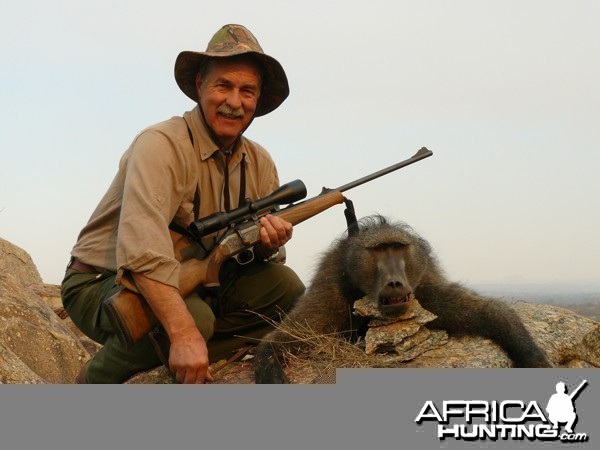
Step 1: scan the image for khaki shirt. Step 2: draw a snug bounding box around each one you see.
[71,106,280,288]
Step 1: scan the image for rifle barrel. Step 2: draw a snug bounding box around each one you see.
[569,380,588,400]
[335,147,433,193]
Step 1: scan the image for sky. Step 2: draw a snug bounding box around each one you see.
[1,0,599,288]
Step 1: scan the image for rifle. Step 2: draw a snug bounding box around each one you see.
[569,379,588,400]
[104,147,433,347]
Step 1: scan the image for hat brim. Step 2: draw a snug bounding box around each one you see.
[174,50,289,117]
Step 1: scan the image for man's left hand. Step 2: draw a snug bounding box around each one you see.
[256,214,293,256]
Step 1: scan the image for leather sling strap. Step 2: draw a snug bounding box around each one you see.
[344,198,358,236]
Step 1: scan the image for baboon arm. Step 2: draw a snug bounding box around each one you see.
[416,282,552,367]
[253,340,289,384]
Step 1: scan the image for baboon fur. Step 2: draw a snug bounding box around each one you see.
[254,216,552,383]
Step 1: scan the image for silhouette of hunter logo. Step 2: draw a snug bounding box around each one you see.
[546,380,588,433]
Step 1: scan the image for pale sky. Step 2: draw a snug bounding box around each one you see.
[1,0,599,288]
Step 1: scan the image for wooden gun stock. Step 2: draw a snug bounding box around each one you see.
[104,190,346,347]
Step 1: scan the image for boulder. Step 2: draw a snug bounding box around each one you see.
[0,239,90,384]
[0,237,44,290]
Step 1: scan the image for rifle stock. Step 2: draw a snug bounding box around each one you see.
[104,190,346,347]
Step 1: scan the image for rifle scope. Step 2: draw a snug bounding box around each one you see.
[189,179,307,239]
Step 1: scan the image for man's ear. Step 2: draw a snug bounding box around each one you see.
[195,74,202,94]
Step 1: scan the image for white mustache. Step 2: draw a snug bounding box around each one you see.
[217,104,244,118]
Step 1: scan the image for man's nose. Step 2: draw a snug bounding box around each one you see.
[226,89,242,109]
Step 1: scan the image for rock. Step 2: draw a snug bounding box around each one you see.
[404,335,514,368]
[126,359,256,384]
[37,283,63,312]
[356,298,445,359]
[354,296,414,321]
[0,342,47,384]
[401,302,600,368]
[513,301,599,367]
[0,239,90,384]
[126,366,173,384]
[0,237,44,291]
[353,297,600,369]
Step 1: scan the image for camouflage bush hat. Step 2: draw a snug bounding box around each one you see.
[174,24,289,117]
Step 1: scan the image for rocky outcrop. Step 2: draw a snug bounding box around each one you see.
[127,300,600,384]
[0,239,90,383]
[1,236,598,384]
[351,297,600,369]
[0,237,44,291]
[400,301,599,368]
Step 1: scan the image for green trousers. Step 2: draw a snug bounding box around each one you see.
[61,260,305,383]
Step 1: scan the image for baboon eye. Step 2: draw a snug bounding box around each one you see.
[370,242,408,251]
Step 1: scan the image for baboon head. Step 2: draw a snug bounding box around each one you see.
[341,216,432,315]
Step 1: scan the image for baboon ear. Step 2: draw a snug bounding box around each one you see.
[344,199,359,236]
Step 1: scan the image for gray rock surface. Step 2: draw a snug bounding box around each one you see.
[0,237,44,290]
[0,239,90,384]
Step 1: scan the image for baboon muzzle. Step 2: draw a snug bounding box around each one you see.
[378,285,412,314]
[376,249,412,314]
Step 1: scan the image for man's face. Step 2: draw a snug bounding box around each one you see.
[196,59,261,147]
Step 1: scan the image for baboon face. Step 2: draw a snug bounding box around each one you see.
[342,219,430,316]
[346,237,417,316]
[369,242,413,314]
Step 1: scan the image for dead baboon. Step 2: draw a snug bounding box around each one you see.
[254,216,552,383]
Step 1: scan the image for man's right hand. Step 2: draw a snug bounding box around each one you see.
[132,272,213,384]
[169,326,213,384]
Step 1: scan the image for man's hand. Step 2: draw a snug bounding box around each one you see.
[131,273,213,384]
[255,214,293,258]
[169,325,213,384]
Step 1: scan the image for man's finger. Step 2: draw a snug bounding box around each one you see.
[197,369,214,384]
[264,215,293,245]
[175,368,186,384]
[260,217,278,247]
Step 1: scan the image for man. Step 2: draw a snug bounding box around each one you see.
[546,382,578,433]
[61,24,305,384]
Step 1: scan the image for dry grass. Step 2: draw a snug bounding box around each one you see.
[249,312,407,382]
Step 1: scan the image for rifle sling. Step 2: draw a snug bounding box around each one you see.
[344,198,358,236]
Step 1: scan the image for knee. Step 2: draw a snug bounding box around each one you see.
[183,294,216,340]
[195,312,216,341]
[273,265,306,311]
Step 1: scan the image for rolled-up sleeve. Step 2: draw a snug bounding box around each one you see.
[115,130,186,289]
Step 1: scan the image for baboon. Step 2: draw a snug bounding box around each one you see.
[254,216,552,383]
